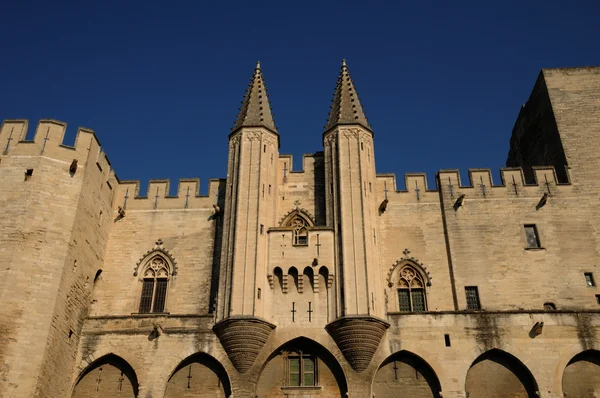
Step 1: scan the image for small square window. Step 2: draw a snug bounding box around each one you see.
[585,272,596,287]
[524,224,541,249]
[596,295,600,305]
[24,169,33,180]
[465,286,481,310]
[444,334,451,347]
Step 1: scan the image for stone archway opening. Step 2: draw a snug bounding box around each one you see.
[465,349,538,398]
[562,349,600,397]
[256,337,347,397]
[72,354,138,398]
[164,352,231,398]
[372,351,441,398]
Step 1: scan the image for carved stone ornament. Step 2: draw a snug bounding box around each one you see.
[386,249,432,287]
[244,131,262,141]
[213,316,276,373]
[229,133,242,146]
[341,129,360,139]
[279,208,315,227]
[133,239,178,277]
[262,132,277,146]
[323,131,338,146]
[359,130,372,141]
[326,315,390,373]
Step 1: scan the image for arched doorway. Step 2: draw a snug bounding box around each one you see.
[372,351,441,398]
[165,353,231,397]
[465,349,538,398]
[71,354,138,397]
[562,350,600,397]
[256,337,347,397]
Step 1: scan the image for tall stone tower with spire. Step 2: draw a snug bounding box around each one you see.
[214,61,279,380]
[322,60,389,374]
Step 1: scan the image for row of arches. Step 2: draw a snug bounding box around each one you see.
[72,353,231,398]
[271,266,332,293]
[71,342,600,397]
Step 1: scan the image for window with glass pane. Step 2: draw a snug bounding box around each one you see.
[585,272,595,287]
[139,279,154,313]
[139,255,170,313]
[303,357,315,386]
[411,289,426,312]
[396,265,427,312]
[465,286,481,310]
[398,289,411,311]
[287,355,316,387]
[153,279,168,312]
[524,225,540,248]
[289,358,300,386]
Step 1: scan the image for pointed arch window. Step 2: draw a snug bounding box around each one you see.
[291,216,309,246]
[397,265,427,312]
[139,256,170,313]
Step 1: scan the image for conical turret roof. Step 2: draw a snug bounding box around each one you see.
[231,61,278,135]
[324,60,372,133]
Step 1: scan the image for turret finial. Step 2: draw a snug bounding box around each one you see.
[231,62,278,135]
[324,60,371,133]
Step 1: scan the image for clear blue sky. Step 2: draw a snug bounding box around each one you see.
[1,0,599,194]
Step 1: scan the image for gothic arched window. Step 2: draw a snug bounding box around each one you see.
[139,256,170,313]
[290,216,309,246]
[397,265,426,312]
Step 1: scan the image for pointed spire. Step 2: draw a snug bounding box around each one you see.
[231,61,278,135]
[324,59,371,133]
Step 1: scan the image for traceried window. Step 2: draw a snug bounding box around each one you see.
[287,352,317,387]
[139,256,169,313]
[290,215,309,246]
[397,265,426,312]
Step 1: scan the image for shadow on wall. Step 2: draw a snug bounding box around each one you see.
[562,349,600,398]
[465,349,538,398]
[71,354,139,398]
[256,336,348,397]
[372,351,442,398]
[164,352,231,398]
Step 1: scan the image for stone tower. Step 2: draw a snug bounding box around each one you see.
[0,120,115,397]
[323,60,389,375]
[214,62,279,379]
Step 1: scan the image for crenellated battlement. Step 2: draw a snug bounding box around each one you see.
[278,152,324,175]
[113,177,224,211]
[376,165,573,201]
[0,119,118,193]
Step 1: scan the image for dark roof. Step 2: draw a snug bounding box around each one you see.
[232,61,278,135]
[324,59,371,133]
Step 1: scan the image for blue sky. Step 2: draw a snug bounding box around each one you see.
[1,0,599,194]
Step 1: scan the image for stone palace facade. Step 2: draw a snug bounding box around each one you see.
[1,62,600,397]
